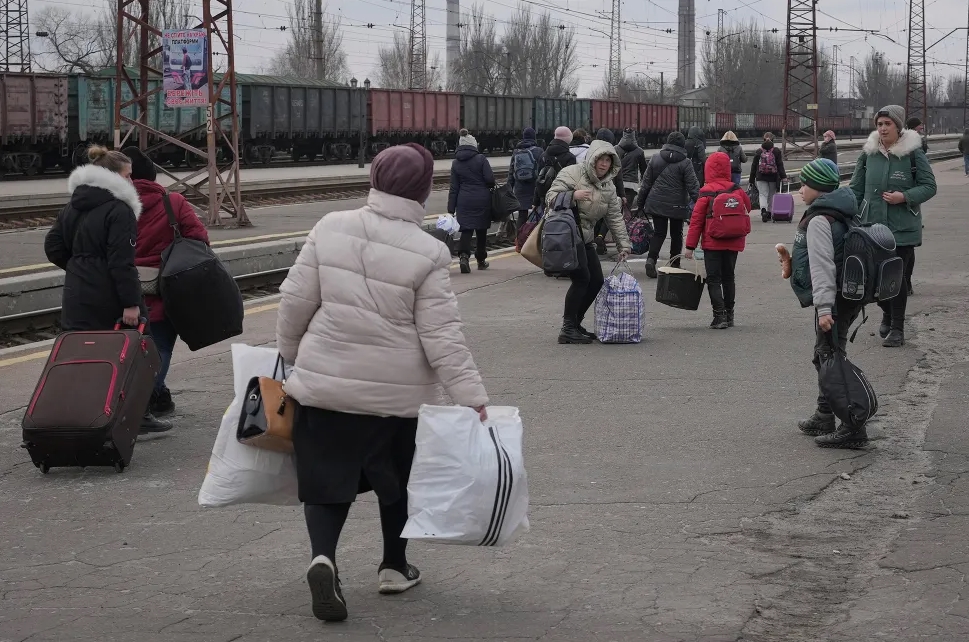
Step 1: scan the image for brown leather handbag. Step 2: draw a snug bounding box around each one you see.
[236,355,294,453]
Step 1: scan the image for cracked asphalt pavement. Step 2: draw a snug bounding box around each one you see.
[1,160,968,641]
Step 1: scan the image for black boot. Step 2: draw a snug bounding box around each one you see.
[577,323,598,341]
[798,410,836,436]
[878,311,891,339]
[710,310,729,330]
[726,309,735,327]
[882,328,905,347]
[140,411,173,434]
[815,423,868,449]
[477,259,489,270]
[558,317,593,344]
[708,284,727,328]
[459,254,471,274]
[644,257,657,279]
[906,276,914,297]
[149,387,175,417]
[723,283,736,327]
[595,235,607,256]
[762,210,771,223]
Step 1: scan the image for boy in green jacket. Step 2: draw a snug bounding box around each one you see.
[848,105,937,348]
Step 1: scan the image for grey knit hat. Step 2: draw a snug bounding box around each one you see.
[875,105,905,131]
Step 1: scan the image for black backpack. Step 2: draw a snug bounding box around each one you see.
[841,222,904,306]
[533,158,563,206]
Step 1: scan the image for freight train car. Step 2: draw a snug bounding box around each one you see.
[461,95,533,152]
[0,72,69,175]
[677,106,709,136]
[532,97,591,146]
[369,89,461,156]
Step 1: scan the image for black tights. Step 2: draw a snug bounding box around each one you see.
[304,497,409,566]
[563,243,604,324]
[878,245,916,331]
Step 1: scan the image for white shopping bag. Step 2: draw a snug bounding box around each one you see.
[197,343,300,507]
[402,405,529,546]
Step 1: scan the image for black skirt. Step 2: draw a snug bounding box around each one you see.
[291,402,418,506]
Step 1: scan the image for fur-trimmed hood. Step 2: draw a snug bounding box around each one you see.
[862,129,923,158]
[67,164,142,219]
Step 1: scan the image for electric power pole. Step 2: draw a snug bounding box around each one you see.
[715,8,725,113]
[964,2,968,127]
[906,0,927,127]
[608,0,621,99]
[408,0,427,90]
[781,0,819,159]
[1,0,31,72]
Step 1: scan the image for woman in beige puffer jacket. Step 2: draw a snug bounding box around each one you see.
[545,139,631,344]
[275,143,489,623]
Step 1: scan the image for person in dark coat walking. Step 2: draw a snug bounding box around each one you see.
[636,131,700,278]
[616,128,649,201]
[819,130,838,164]
[959,128,969,177]
[448,129,495,273]
[749,132,788,222]
[717,130,747,186]
[507,127,543,229]
[123,146,210,419]
[906,117,928,153]
[532,126,577,208]
[592,128,627,254]
[43,145,171,434]
[684,125,707,185]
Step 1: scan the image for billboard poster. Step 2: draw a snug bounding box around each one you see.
[162,29,208,107]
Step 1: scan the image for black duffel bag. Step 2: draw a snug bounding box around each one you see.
[490,182,520,222]
[159,195,244,351]
[818,324,878,428]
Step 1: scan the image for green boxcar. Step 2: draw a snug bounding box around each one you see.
[677,105,709,135]
[532,98,591,142]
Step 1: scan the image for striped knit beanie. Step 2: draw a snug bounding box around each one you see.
[800,158,840,193]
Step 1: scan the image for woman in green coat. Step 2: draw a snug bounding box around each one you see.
[848,105,937,348]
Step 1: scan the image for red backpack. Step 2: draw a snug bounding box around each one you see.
[701,189,751,240]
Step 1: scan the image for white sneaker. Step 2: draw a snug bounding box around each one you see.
[377,562,422,594]
[307,555,347,621]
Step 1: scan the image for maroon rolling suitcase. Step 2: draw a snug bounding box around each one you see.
[21,319,161,474]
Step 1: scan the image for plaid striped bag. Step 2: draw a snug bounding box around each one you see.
[594,264,645,344]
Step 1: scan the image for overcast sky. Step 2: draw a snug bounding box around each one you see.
[29,0,969,96]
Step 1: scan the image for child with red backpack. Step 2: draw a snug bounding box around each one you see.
[684,152,753,329]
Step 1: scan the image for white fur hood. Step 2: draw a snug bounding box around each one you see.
[67,164,142,219]
[862,129,923,158]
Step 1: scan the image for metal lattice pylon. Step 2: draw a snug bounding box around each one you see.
[608,0,621,99]
[408,0,427,90]
[781,0,819,159]
[906,0,927,126]
[963,2,968,127]
[1,0,30,72]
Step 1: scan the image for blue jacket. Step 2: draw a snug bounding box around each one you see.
[448,145,495,230]
[507,141,543,211]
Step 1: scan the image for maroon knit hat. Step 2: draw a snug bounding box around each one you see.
[370,143,434,203]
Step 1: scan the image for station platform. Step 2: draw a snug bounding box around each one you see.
[0,159,968,640]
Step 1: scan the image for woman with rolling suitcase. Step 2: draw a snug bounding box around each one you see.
[43,146,171,434]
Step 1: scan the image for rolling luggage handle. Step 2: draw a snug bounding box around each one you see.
[114,316,149,334]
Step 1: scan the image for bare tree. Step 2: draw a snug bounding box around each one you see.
[373,32,444,89]
[590,72,672,102]
[265,0,349,82]
[448,3,579,97]
[853,51,905,110]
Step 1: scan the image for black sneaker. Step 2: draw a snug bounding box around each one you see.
[762,210,771,223]
[726,310,735,327]
[459,256,471,274]
[798,411,836,436]
[878,314,892,340]
[140,412,172,434]
[378,562,421,594]
[307,555,348,621]
[882,329,905,348]
[477,259,489,270]
[149,388,175,417]
[644,258,657,279]
[710,311,729,330]
[815,423,868,449]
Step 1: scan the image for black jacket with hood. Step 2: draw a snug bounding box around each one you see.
[45,164,144,331]
[636,143,700,220]
[749,140,788,185]
[532,138,577,207]
[616,131,649,186]
[717,140,747,174]
[448,144,495,230]
[958,129,969,154]
[684,126,707,185]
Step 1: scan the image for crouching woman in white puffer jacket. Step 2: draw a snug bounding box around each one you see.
[275,143,490,623]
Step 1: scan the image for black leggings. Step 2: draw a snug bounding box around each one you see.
[703,249,739,310]
[564,243,604,323]
[648,215,684,262]
[878,245,916,331]
[459,228,489,261]
[304,498,409,566]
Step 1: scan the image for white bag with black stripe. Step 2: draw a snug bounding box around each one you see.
[402,405,529,546]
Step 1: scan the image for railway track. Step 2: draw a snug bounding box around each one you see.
[0,236,518,348]
[0,170,513,230]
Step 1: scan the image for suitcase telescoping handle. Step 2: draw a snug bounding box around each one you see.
[114,316,149,334]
